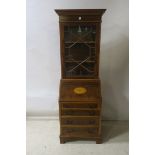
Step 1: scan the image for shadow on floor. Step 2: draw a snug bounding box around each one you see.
[102,121,129,143]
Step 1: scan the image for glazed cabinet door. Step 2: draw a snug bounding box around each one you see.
[60,23,100,78]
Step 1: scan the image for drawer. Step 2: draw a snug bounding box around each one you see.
[61,116,99,125]
[62,102,98,109]
[60,15,101,22]
[61,126,98,137]
[61,108,100,116]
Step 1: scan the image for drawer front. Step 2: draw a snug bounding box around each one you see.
[60,15,101,22]
[61,109,100,116]
[62,102,98,109]
[61,127,99,136]
[61,117,99,125]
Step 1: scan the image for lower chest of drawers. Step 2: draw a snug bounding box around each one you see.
[59,101,101,138]
[58,79,102,143]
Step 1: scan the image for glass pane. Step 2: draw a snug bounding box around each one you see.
[64,25,96,77]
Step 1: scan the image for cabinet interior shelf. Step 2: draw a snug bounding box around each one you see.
[61,125,98,128]
[65,61,95,63]
[65,41,95,44]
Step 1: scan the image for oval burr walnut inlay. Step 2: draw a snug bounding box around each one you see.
[73,87,87,94]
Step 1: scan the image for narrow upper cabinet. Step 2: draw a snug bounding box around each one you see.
[55,9,106,79]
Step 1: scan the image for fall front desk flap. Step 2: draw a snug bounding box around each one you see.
[59,79,101,101]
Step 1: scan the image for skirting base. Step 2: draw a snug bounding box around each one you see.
[60,135,102,144]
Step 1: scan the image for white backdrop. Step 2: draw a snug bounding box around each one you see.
[26,0,129,120]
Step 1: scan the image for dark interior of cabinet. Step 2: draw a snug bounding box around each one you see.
[64,25,96,78]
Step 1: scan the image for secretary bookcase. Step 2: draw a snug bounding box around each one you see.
[55,9,106,144]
